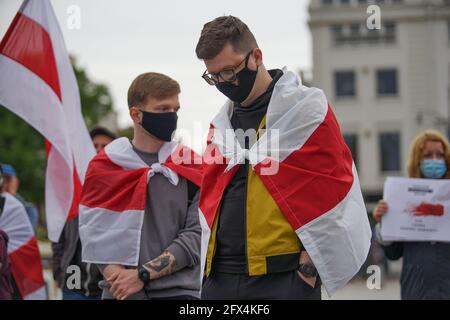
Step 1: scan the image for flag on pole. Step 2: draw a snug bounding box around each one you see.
[0,0,95,242]
[0,193,46,299]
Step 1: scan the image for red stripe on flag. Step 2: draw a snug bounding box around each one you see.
[44,140,52,156]
[68,162,83,220]
[199,127,240,228]
[9,236,45,298]
[255,105,354,230]
[164,145,203,187]
[0,12,61,100]
[80,150,149,212]
[199,163,238,228]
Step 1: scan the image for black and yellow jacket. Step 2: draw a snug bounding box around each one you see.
[205,69,302,278]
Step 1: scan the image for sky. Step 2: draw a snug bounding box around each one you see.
[0,0,312,150]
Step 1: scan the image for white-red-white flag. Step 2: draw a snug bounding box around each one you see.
[0,193,46,299]
[0,0,95,242]
[200,69,372,296]
[79,138,203,266]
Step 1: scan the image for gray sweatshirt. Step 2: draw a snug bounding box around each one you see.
[98,146,201,299]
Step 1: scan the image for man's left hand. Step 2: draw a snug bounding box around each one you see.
[109,269,144,300]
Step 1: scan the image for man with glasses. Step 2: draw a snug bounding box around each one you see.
[196,16,320,300]
[195,15,371,300]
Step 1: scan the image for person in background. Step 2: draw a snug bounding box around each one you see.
[0,164,39,231]
[0,165,46,300]
[0,230,13,300]
[90,127,117,153]
[51,127,116,300]
[0,166,14,300]
[373,129,450,300]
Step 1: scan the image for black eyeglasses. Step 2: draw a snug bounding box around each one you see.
[202,50,253,86]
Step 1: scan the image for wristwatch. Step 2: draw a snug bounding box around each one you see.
[298,262,318,278]
[137,266,151,286]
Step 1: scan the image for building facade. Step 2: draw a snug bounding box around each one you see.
[309,0,450,204]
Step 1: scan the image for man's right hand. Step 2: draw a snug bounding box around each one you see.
[373,200,388,223]
[298,251,317,288]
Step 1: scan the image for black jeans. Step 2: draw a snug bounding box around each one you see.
[201,270,321,300]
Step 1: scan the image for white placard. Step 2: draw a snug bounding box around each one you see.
[380,177,450,242]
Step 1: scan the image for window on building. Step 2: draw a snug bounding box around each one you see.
[335,71,356,97]
[340,0,350,5]
[321,0,333,5]
[367,28,381,44]
[343,133,358,167]
[384,22,396,43]
[377,69,398,96]
[331,25,344,45]
[349,24,360,43]
[331,22,396,46]
[379,132,401,172]
[448,20,450,41]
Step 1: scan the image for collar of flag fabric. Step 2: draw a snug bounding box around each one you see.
[0,193,46,300]
[79,137,202,266]
[198,68,372,296]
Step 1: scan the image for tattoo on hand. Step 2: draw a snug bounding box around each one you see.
[143,251,177,280]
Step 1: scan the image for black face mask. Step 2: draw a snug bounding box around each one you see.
[139,110,178,142]
[216,59,258,103]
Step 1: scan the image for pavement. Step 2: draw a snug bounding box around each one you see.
[323,278,401,300]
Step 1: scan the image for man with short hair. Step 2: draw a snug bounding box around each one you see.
[79,72,202,300]
[90,127,117,153]
[196,16,371,299]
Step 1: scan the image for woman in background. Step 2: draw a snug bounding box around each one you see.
[373,129,450,299]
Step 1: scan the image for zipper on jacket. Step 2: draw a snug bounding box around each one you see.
[244,137,250,275]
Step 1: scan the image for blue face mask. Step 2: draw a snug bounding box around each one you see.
[420,159,447,179]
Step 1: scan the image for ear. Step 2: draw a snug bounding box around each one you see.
[253,48,263,66]
[129,106,141,123]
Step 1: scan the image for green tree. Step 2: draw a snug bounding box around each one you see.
[0,57,114,238]
[117,126,134,140]
[73,57,113,128]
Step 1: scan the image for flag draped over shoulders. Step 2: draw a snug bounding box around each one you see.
[0,193,46,300]
[79,137,202,266]
[199,69,372,296]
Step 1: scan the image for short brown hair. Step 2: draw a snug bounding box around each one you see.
[127,72,180,108]
[195,15,258,60]
[407,129,450,178]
